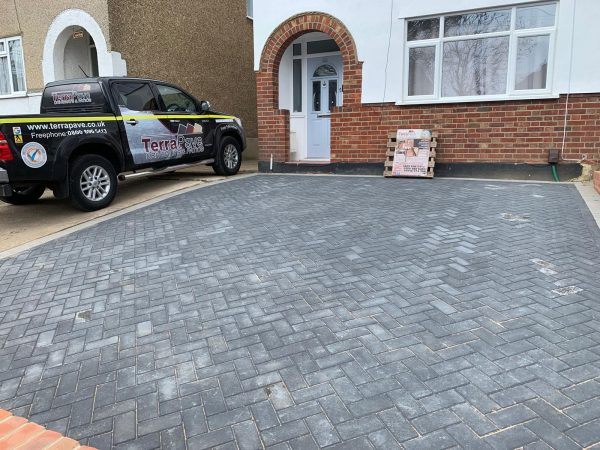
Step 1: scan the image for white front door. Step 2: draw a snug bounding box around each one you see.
[307,56,342,159]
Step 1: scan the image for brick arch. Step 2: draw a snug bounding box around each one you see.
[257,12,363,164]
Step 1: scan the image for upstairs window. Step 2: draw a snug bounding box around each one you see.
[0,37,26,96]
[405,2,557,101]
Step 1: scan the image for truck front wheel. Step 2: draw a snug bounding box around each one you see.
[0,184,45,205]
[213,136,242,176]
[69,155,117,211]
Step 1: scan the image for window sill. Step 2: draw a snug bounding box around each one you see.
[398,93,560,106]
[0,92,29,99]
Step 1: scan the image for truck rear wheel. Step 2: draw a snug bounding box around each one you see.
[0,184,45,205]
[213,136,242,176]
[69,155,117,211]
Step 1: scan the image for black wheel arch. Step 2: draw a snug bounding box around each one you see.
[214,125,246,155]
[52,137,125,181]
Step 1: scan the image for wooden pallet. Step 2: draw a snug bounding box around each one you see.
[384,131,438,178]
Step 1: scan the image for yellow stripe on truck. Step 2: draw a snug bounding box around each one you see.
[0,114,236,124]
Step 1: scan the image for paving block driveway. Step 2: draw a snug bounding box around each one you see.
[1,175,599,450]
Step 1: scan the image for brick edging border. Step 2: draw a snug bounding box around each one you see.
[0,409,96,449]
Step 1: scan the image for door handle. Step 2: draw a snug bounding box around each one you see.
[125,119,138,125]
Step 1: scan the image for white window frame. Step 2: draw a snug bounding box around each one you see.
[0,36,27,98]
[402,2,558,105]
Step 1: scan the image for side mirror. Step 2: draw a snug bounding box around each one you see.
[200,100,211,112]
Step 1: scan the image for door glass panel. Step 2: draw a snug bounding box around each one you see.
[313,64,337,77]
[312,80,321,112]
[156,84,197,112]
[113,82,158,112]
[292,43,302,56]
[293,59,302,112]
[328,80,337,111]
[408,46,436,96]
[515,35,550,90]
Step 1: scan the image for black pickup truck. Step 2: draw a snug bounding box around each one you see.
[0,77,246,211]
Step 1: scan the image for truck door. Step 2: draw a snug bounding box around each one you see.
[111,81,171,167]
[154,83,209,162]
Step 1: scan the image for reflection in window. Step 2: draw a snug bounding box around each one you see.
[313,64,337,77]
[409,46,435,96]
[442,37,509,96]
[156,84,196,112]
[515,35,549,90]
[407,19,440,41]
[444,10,511,37]
[312,81,321,112]
[516,4,556,29]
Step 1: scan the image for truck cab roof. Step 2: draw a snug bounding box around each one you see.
[45,77,160,87]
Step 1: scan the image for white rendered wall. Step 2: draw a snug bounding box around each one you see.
[0,93,42,115]
[254,0,600,104]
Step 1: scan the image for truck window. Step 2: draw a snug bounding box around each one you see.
[41,82,108,113]
[112,82,158,113]
[156,84,197,113]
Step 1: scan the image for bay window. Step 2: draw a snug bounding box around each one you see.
[0,37,26,96]
[405,3,557,102]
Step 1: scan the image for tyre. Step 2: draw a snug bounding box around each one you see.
[0,184,45,205]
[212,136,242,176]
[68,155,117,211]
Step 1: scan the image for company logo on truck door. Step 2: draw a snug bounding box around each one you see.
[142,123,204,161]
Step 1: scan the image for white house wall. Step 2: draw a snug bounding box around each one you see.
[254,0,600,103]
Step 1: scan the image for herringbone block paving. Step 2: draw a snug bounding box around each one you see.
[0,175,599,449]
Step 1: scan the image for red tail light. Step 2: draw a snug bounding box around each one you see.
[0,132,13,161]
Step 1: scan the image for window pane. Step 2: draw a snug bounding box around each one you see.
[307,39,340,54]
[8,40,25,92]
[113,83,158,112]
[444,10,510,37]
[408,46,436,96]
[246,0,253,18]
[442,37,509,96]
[328,79,337,111]
[515,35,550,90]
[293,43,302,56]
[0,42,5,53]
[312,80,321,112]
[0,56,10,95]
[293,59,302,112]
[157,84,197,112]
[516,4,556,29]
[407,18,440,41]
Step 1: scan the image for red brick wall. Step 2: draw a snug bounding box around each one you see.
[330,95,600,164]
[257,13,600,165]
